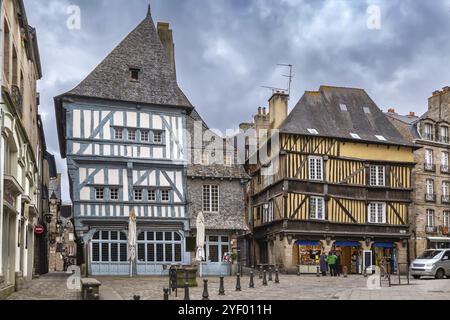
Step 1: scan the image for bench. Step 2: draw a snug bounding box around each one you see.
[80,278,101,300]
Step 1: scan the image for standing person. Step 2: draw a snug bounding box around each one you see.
[319,252,328,276]
[335,251,341,277]
[327,252,337,277]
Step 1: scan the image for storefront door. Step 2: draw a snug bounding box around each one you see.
[363,250,373,273]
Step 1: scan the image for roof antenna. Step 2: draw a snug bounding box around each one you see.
[261,64,294,100]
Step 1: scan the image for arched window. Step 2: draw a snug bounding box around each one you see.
[137,231,182,263]
[91,231,127,263]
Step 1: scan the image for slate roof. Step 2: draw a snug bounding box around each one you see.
[60,10,191,108]
[385,112,421,141]
[280,86,416,148]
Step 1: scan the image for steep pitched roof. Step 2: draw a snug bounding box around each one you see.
[279,86,416,148]
[62,10,192,108]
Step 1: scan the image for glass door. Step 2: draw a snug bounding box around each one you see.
[363,250,373,273]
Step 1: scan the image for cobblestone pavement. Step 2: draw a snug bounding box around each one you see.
[6,273,79,300]
[4,272,450,300]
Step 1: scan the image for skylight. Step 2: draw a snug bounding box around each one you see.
[363,107,371,114]
[375,135,387,141]
[340,104,348,111]
[350,133,361,139]
[307,129,319,135]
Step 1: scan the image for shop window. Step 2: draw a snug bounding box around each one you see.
[137,231,183,263]
[206,235,230,263]
[91,231,128,263]
[369,165,385,187]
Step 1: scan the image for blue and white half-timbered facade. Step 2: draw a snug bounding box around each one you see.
[55,8,193,275]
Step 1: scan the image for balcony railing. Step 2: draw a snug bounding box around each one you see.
[441,165,450,174]
[442,195,450,204]
[426,226,438,234]
[424,163,436,172]
[425,193,437,202]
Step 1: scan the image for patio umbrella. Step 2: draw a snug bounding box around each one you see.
[196,211,206,276]
[128,209,137,277]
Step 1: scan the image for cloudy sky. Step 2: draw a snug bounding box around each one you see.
[24,0,450,202]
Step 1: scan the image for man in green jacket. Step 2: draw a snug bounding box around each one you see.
[327,252,338,277]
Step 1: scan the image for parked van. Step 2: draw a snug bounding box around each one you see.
[410,249,450,279]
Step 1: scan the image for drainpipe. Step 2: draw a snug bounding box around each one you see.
[0,0,4,279]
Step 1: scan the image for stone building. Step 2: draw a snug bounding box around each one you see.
[387,86,450,258]
[0,0,51,298]
[186,109,248,275]
[242,86,417,274]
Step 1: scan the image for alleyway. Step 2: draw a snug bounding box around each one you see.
[5,272,450,300]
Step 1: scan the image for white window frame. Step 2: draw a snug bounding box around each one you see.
[148,189,156,202]
[425,149,434,165]
[134,189,143,201]
[141,130,149,142]
[310,197,325,220]
[205,235,230,263]
[128,129,136,141]
[441,126,449,143]
[424,123,433,140]
[443,182,449,197]
[153,131,162,143]
[368,202,386,224]
[308,156,323,181]
[426,209,435,227]
[114,128,123,140]
[426,179,434,195]
[91,231,128,263]
[137,231,183,263]
[202,185,219,213]
[375,135,387,141]
[161,189,171,203]
[307,129,319,135]
[369,165,385,187]
[442,152,449,167]
[350,133,361,139]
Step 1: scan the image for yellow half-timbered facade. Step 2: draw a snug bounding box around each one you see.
[245,86,418,274]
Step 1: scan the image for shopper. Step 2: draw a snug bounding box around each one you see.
[319,252,328,276]
[335,251,341,277]
[327,252,337,277]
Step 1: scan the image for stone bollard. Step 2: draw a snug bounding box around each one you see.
[235,273,242,291]
[297,265,301,276]
[263,270,268,286]
[268,267,273,281]
[316,266,320,277]
[343,266,348,278]
[163,288,169,301]
[259,266,263,279]
[218,276,225,296]
[249,271,255,288]
[202,280,209,300]
[133,295,141,300]
[275,269,280,284]
[184,281,190,301]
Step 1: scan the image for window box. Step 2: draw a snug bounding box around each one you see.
[425,226,438,234]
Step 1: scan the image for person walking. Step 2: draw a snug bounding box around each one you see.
[335,251,341,277]
[319,252,328,276]
[327,252,337,277]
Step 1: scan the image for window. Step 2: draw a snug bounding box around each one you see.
[442,152,449,172]
[307,129,319,135]
[310,197,325,220]
[141,131,149,142]
[424,123,433,141]
[114,128,123,140]
[370,165,385,187]
[425,149,434,165]
[426,210,435,227]
[443,182,449,197]
[206,235,230,262]
[130,68,140,81]
[110,188,119,201]
[137,231,183,263]
[308,156,323,181]
[128,129,136,141]
[368,203,386,224]
[134,189,143,201]
[262,201,274,224]
[363,107,371,114]
[161,190,170,202]
[148,189,156,202]
[350,133,361,139]
[91,231,127,263]
[444,212,450,228]
[440,126,449,143]
[375,135,387,141]
[154,131,162,143]
[426,179,434,195]
[95,188,104,200]
[202,185,219,212]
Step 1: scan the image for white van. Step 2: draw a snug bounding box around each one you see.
[410,249,450,279]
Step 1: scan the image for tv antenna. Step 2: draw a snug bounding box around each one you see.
[261,64,294,99]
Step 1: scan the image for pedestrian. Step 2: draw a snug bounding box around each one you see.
[327,252,337,277]
[335,251,341,277]
[319,252,328,276]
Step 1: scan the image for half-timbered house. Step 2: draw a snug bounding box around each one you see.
[245,86,418,274]
[55,8,193,275]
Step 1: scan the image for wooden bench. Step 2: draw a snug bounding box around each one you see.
[80,278,101,300]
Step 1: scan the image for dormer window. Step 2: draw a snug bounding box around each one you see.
[424,123,434,141]
[340,104,348,111]
[130,68,141,81]
[375,135,387,141]
[440,126,449,143]
[350,133,361,139]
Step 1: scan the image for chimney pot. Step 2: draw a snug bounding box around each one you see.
[443,86,450,93]
[433,90,441,96]
[387,108,396,114]
[258,107,262,115]
[409,112,415,117]
[263,107,267,115]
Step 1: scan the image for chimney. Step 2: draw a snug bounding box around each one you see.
[157,22,177,80]
[432,90,441,97]
[408,112,415,117]
[269,91,289,130]
[443,86,450,93]
[387,108,396,114]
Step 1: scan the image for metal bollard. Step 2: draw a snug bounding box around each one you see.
[133,295,141,300]
[297,265,301,276]
[275,269,280,284]
[263,270,268,286]
[249,271,255,288]
[184,281,190,301]
[218,276,225,296]
[343,266,348,278]
[202,280,209,300]
[259,266,263,279]
[235,273,242,291]
[316,266,320,277]
[163,288,169,301]
[268,267,273,281]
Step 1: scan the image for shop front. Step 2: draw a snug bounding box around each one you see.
[294,240,322,274]
[333,241,362,274]
[427,237,450,249]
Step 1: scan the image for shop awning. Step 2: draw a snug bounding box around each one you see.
[373,242,394,248]
[334,241,360,247]
[428,237,450,242]
[295,240,321,246]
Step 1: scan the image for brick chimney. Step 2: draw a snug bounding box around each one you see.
[269,91,289,130]
[408,112,415,117]
[157,22,176,80]
[387,108,396,114]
